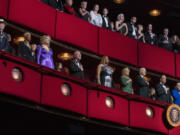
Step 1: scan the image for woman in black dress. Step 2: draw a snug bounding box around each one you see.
[137,24,145,43]
[115,13,128,36]
[171,35,180,53]
[78,1,90,22]
[96,56,114,88]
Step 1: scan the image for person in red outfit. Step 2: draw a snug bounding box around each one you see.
[64,0,76,16]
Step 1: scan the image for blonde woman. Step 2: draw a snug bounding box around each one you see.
[115,13,128,35]
[137,24,145,43]
[36,35,54,69]
[120,67,133,94]
[96,56,114,88]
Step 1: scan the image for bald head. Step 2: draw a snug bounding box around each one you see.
[139,68,146,76]
[74,50,82,61]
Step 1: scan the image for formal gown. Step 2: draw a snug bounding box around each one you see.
[172,89,180,106]
[100,64,114,88]
[90,11,102,27]
[36,45,54,69]
[117,23,127,35]
[120,76,133,94]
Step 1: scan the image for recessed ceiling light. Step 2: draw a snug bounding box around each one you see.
[113,0,125,4]
[57,52,73,61]
[149,9,161,17]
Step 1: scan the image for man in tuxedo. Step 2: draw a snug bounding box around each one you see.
[102,8,111,30]
[0,19,9,52]
[158,28,173,51]
[136,68,150,98]
[41,0,64,11]
[156,75,173,103]
[145,24,157,45]
[69,50,84,79]
[127,16,137,39]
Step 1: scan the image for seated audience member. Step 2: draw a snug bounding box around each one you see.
[120,67,133,94]
[102,8,111,30]
[7,34,16,54]
[150,87,156,100]
[56,62,63,72]
[172,83,180,106]
[90,4,102,27]
[64,0,76,16]
[127,16,137,39]
[110,22,115,32]
[171,35,180,53]
[36,35,54,69]
[136,68,150,98]
[115,13,128,36]
[0,19,9,52]
[96,56,114,88]
[18,32,37,62]
[158,28,173,51]
[137,24,145,43]
[156,75,173,103]
[78,1,90,22]
[40,0,64,11]
[145,24,157,45]
[69,50,84,79]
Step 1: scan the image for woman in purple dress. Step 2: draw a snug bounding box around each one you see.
[36,35,54,69]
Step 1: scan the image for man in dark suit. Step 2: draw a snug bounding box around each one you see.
[127,16,137,39]
[156,75,173,103]
[41,0,64,11]
[145,24,157,45]
[18,32,37,62]
[158,28,173,51]
[102,8,111,30]
[69,50,84,79]
[0,18,9,52]
[136,68,150,98]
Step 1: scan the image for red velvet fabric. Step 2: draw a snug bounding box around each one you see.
[139,42,175,76]
[88,90,129,125]
[99,29,138,65]
[0,0,9,18]
[130,101,168,134]
[8,0,56,37]
[176,54,180,78]
[55,12,98,53]
[41,75,87,115]
[169,126,180,135]
[0,56,41,103]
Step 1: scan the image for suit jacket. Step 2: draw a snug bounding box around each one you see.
[158,35,173,51]
[0,32,9,52]
[127,22,137,39]
[156,83,172,103]
[18,42,35,62]
[102,16,111,30]
[41,0,64,11]
[136,75,150,98]
[68,60,84,79]
[144,31,157,45]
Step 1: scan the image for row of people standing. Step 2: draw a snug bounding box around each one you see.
[68,51,180,106]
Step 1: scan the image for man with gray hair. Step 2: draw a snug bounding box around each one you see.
[68,50,84,79]
[136,67,150,98]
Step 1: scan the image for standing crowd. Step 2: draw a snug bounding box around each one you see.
[1,0,180,106]
[41,0,180,53]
